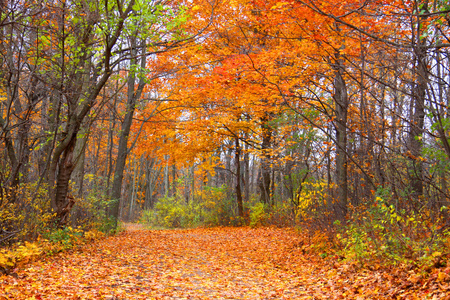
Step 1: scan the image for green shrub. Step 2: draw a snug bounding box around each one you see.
[199,186,241,226]
[249,202,268,227]
[70,175,118,233]
[42,226,83,254]
[139,185,241,228]
[140,196,192,228]
[335,193,449,266]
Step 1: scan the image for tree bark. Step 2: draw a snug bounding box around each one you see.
[333,50,349,219]
[235,137,244,218]
[408,1,428,199]
[72,128,88,198]
[259,114,273,205]
[109,35,147,226]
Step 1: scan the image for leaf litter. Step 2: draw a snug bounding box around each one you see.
[1,227,449,299]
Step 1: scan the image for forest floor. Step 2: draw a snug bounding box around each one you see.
[1,225,449,299]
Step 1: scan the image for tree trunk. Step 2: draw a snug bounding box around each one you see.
[163,155,170,196]
[172,164,177,197]
[244,137,250,203]
[72,128,88,198]
[259,114,272,205]
[235,137,244,218]
[105,85,118,195]
[50,133,77,226]
[225,143,233,198]
[408,2,428,200]
[109,36,147,226]
[333,50,349,219]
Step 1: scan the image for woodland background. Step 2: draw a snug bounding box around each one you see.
[1,0,450,266]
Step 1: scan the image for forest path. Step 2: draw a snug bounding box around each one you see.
[0,227,446,299]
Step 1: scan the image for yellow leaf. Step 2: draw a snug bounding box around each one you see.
[438,271,449,282]
[432,251,442,257]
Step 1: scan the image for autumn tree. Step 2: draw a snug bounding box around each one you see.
[108,0,197,227]
[0,1,46,201]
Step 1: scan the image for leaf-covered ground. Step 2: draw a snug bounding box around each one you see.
[1,226,449,299]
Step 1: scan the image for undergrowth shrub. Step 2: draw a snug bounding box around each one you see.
[200,186,242,226]
[0,182,53,243]
[295,180,330,221]
[42,226,83,255]
[247,200,292,227]
[0,242,41,274]
[0,176,113,274]
[335,192,450,266]
[267,201,295,226]
[140,185,243,228]
[292,180,333,232]
[0,176,113,246]
[153,196,192,228]
[140,195,202,228]
[249,202,268,227]
[0,227,104,274]
[70,174,118,233]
